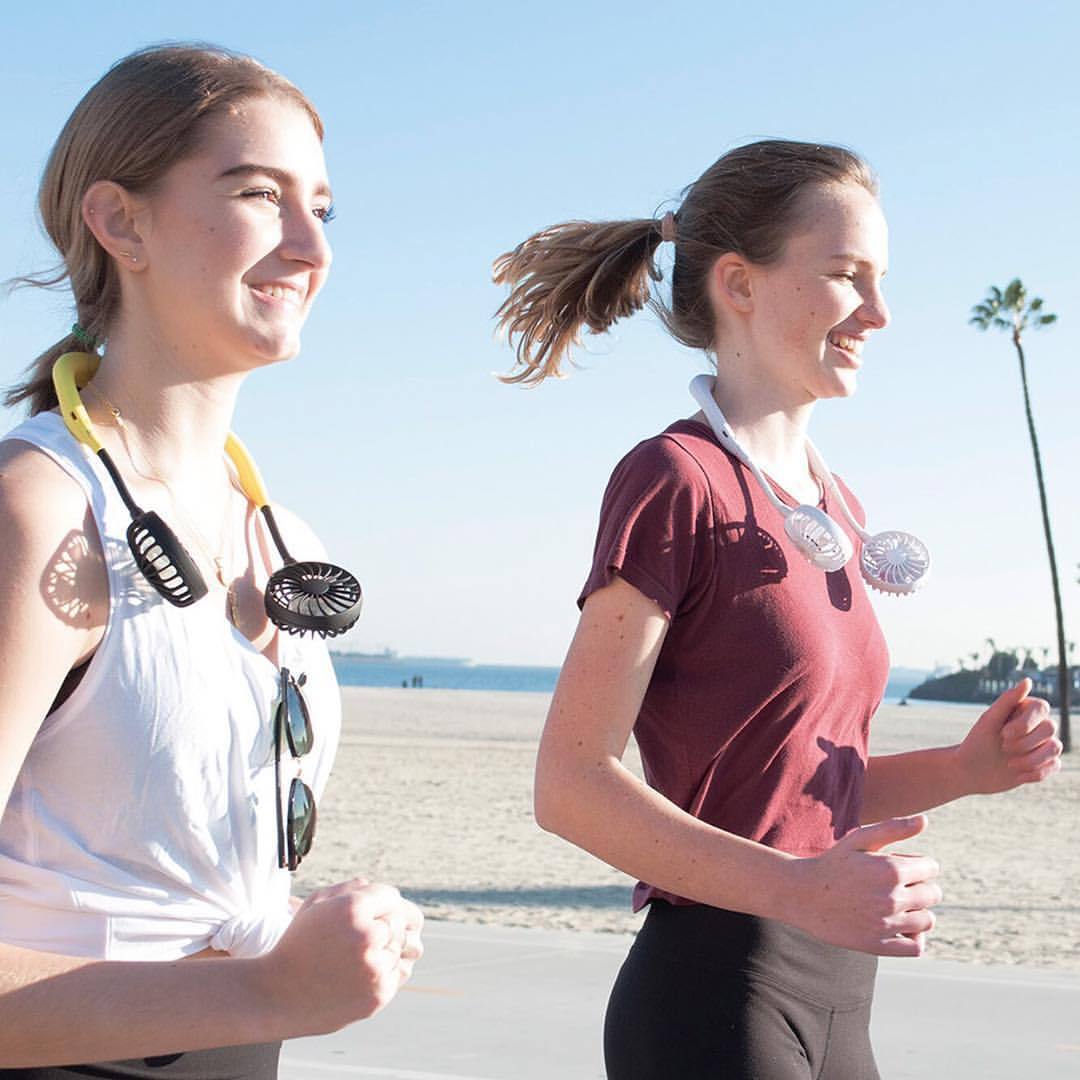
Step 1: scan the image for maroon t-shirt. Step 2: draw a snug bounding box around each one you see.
[579,420,891,911]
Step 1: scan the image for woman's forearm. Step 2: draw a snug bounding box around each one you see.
[860,746,969,824]
[0,942,283,1067]
[535,581,799,922]
[535,746,797,922]
[862,684,1062,825]
[0,879,418,1067]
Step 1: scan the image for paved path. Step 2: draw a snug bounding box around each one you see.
[280,921,1080,1079]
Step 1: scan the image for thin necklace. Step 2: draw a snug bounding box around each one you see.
[86,382,242,626]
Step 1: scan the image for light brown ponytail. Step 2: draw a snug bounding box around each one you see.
[4,330,100,415]
[6,256,115,414]
[493,139,877,385]
[493,218,665,385]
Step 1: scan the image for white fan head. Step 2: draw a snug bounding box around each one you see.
[859,530,931,595]
[783,505,854,573]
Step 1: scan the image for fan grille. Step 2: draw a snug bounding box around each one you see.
[126,515,207,607]
[860,531,930,595]
[265,561,363,637]
[785,508,853,572]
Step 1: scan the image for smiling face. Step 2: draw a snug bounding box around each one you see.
[742,182,890,403]
[132,95,333,373]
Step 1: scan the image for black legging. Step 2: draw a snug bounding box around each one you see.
[0,1043,281,1080]
[604,902,880,1080]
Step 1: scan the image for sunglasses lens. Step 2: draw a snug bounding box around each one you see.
[288,778,317,863]
[275,670,316,870]
[283,677,313,757]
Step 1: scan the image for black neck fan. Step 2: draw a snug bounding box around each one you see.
[96,449,209,607]
[53,352,363,638]
[256,498,364,638]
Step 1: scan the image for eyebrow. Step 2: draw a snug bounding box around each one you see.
[217,163,332,200]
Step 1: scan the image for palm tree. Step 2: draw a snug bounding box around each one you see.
[970,280,1070,752]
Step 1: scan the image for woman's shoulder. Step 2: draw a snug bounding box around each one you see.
[0,435,94,543]
[608,419,741,510]
[0,432,107,696]
[614,420,719,483]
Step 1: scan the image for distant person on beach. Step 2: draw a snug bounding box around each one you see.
[0,46,421,1077]
[493,140,1062,1079]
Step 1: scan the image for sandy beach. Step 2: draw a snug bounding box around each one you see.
[294,687,1080,971]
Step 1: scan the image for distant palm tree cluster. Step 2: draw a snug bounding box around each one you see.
[949,639,1078,707]
[970,281,1071,752]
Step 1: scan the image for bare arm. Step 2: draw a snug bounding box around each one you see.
[0,447,423,1065]
[536,575,943,957]
[0,443,107,824]
[861,680,1062,824]
[0,884,422,1066]
[536,577,797,916]
[0,942,276,1064]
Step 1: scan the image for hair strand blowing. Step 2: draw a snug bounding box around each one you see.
[492,219,664,385]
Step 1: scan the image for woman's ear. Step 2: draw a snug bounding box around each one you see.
[707,252,755,316]
[82,181,147,271]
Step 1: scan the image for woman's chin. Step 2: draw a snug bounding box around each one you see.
[243,331,303,368]
[822,367,859,399]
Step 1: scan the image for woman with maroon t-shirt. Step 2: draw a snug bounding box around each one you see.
[493,140,1062,1079]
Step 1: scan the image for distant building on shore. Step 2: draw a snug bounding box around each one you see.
[910,648,1078,706]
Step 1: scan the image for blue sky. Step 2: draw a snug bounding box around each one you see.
[2,1,1077,669]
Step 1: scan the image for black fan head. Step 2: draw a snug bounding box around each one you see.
[264,560,363,637]
[126,511,209,607]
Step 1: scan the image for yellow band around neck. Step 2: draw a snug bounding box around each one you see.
[51,352,270,509]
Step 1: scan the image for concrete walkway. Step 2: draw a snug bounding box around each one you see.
[280,921,1080,1080]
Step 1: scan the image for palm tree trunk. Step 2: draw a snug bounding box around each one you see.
[1013,333,1071,752]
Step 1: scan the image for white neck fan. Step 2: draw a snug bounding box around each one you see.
[688,374,929,596]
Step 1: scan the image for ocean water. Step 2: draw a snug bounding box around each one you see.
[332,654,924,703]
[331,655,560,693]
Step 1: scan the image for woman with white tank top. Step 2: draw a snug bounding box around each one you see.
[0,45,422,1077]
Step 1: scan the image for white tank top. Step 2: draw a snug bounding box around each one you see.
[0,413,341,960]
